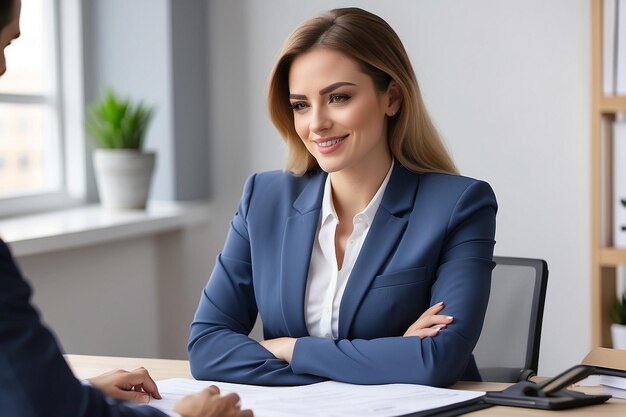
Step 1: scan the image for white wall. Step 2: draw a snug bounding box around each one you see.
[206,0,590,376]
[82,0,210,202]
[17,225,213,360]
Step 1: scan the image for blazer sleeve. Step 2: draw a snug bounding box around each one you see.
[0,240,167,417]
[290,180,497,387]
[188,174,325,385]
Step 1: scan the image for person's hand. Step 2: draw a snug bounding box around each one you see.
[174,385,253,417]
[87,367,161,403]
[403,302,454,338]
[259,337,296,363]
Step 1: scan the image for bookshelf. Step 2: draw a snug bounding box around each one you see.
[590,0,626,348]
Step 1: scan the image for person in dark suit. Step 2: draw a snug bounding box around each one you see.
[0,1,252,416]
[188,8,497,387]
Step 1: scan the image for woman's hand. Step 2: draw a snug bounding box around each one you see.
[174,385,253,417]
[403,302,454,338]
[259,337,296,363]
[87,367,161,403]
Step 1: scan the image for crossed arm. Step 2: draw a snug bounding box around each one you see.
[260,302,453,363]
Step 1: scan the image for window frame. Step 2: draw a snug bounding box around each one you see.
[0,0,86,218]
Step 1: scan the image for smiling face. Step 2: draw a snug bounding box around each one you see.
[0,0,21,76]
[288,48,399,177]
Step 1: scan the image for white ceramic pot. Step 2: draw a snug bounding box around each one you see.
[93,149,156,210]
[611,323,626,350]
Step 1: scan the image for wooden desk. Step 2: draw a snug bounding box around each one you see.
[66,354,193,380]
[65,355,626,416]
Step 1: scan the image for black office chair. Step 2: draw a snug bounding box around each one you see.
[472,256,549,382]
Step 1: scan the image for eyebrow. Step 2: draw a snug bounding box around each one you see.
[319,82,355,95]
[289,81,357,100]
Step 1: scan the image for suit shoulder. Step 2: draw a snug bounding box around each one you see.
[418,172,494,197]
[241,169,324,213]
[418,172,488,186]
[415,172,497,213]
[247,169,321,194]
[252,169,305,185]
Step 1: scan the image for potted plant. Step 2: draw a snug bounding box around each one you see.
[611,291,626,350]
[86,90,156,209]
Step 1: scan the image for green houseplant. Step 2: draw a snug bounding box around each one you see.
[611,291,626,350]
[86,90,156,210]
[86,90,154,150]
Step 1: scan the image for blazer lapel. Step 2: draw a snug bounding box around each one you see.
[338,163,419,338]
[280,171,326,337]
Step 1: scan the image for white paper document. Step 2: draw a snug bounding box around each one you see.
[145,378,484,417]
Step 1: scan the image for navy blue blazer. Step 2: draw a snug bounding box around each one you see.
[0,240,166,417]
[189,162,497,387]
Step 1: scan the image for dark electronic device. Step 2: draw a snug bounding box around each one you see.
[483,364,611,410]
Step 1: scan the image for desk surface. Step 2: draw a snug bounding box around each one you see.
[65,354,626,416]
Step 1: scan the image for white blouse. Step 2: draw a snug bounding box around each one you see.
[304,161,394,338]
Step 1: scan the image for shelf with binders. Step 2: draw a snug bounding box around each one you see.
[591,108,626,347]
[589,0,626,349]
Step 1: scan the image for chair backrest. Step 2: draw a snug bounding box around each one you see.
[473,256,548,382]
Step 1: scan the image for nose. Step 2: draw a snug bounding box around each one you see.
[309,104,331,134]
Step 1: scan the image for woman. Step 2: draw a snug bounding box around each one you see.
[189,7,497,388]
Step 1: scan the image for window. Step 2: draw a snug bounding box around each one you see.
[0,0,66,209]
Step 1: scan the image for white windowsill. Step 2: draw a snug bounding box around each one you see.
[0,200,211,257]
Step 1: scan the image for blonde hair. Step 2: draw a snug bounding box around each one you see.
[267,7,458,176]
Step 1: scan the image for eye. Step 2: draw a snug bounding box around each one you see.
[289,101,309,112]
[329,94,350,104]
